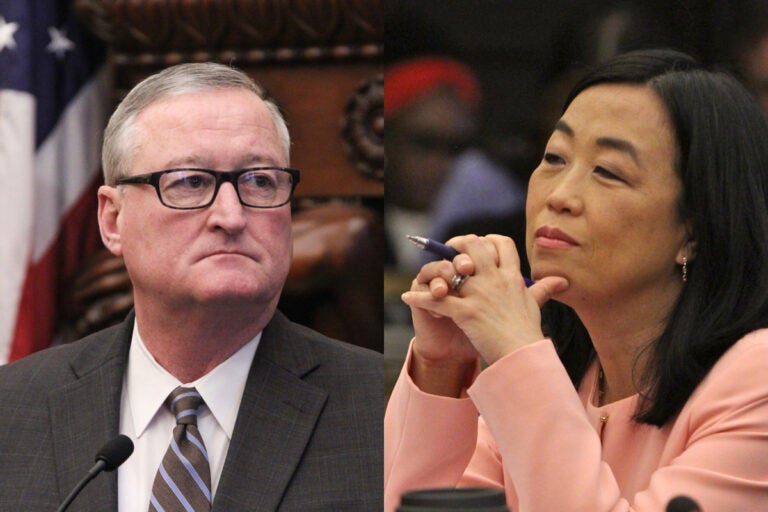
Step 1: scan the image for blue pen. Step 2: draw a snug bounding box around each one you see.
[406,235,534,287]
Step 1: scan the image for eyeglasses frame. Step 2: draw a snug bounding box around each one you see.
[115,167,301,210]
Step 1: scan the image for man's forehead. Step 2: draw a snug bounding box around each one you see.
[129,91,284,171]
[138,88,266,118]
[159,153,283,169]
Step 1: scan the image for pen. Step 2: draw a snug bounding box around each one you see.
[407,235,534,286]
[407,235,460,260]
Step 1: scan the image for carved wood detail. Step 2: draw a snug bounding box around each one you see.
[342,75,383,180]
[74,0,382,55]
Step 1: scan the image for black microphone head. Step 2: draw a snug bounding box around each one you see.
[95,435,134,472]
[666,495,701,512]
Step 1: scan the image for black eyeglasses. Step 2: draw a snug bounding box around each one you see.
[115,167,301,210]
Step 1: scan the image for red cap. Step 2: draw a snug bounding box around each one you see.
[385,56,481,118]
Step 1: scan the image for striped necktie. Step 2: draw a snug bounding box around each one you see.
[149,387,212,512]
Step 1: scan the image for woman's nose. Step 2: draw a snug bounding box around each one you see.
[545,169,585,215]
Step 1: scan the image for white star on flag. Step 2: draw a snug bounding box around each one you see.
[46,26,75,58]
[0,15,19,52]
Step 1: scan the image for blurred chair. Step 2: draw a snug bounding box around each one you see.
[69,0,384,352]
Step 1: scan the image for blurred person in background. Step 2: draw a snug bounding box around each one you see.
[385,56,528,275]
[730,0,768,117]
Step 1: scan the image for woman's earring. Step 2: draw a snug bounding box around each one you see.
[682,255,688,283]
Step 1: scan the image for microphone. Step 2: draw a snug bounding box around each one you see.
[666,495,702,512]
[55,434,134,512]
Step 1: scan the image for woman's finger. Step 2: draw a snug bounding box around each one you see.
[527,276,570,307]
[486,234,522,271]
[415,259,455,284]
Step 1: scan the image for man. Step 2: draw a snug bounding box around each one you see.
[0,63,383,511]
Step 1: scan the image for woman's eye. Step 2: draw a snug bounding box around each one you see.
[594,166,624,181]
[543,152,564,165]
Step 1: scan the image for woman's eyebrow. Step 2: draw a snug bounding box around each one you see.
[554,119,642,167]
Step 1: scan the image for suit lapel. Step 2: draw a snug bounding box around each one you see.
[48,316,132,511]
[213,312,328,512]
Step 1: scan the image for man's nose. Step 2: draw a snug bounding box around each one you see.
[207,182,247,231]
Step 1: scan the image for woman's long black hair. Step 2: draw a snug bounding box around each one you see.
[541,49,768,426]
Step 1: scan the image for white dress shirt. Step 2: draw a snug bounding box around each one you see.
[117,321,260,511]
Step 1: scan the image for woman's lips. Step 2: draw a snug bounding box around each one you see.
[534,226,579,249]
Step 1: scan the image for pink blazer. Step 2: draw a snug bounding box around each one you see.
[385,330,768,511]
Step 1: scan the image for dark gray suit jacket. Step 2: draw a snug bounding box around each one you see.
[0,310,383,511]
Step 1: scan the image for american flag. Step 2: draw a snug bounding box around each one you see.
[0,0,109,362]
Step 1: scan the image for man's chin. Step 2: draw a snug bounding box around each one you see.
[198,288,272,305]
[182,269,287,307]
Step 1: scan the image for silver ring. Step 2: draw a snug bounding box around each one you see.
[450,273,468,292]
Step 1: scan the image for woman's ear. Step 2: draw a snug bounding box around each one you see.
[97,185,124,257]
[676,244,696,265]
[676,226,697,265]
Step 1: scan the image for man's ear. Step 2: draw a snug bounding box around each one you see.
[98,185,124,257]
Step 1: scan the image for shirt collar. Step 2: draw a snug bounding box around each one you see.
[125,320,260,440]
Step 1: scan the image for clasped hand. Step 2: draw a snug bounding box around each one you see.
[402,235,569,374]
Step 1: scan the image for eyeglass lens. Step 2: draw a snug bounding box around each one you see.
[158,169,293,208]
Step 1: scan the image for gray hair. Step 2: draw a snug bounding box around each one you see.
[102,62,291,185]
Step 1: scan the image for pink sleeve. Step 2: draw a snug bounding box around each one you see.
[468,335,768,512]
[384,345,485,512]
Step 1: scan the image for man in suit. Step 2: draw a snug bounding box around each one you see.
[0,62,382,511]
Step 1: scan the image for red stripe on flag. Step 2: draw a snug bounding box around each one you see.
[9,174,104,361]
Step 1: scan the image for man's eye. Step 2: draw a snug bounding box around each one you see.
[242,172,277,189]
[167,173,212,189]
[253,175,274,188]
[183,175,207,188]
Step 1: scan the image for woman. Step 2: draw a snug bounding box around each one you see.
[384,49,768,511]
